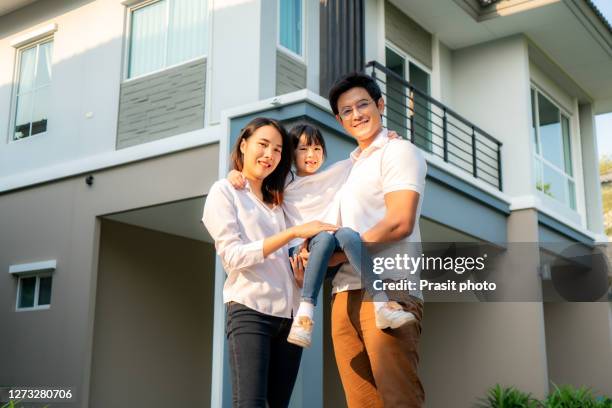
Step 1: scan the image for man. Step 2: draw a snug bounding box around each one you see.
[328,72,427,407]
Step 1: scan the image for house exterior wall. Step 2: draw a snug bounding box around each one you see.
[451,35,533,199]
[89,219,216,407]
[579,102,605,234]
[0,142,220,407]
[0,0,124,177]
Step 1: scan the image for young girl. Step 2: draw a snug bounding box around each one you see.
[228,124,415,348]
[202,118,338,406]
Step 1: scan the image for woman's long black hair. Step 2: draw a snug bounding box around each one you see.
[230,117,293,206]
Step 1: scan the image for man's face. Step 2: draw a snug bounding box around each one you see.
[335,87,385,146]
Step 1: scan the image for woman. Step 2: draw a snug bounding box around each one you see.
[202,117,337,407]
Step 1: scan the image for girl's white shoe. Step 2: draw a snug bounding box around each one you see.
[287,316,314,348]
[375,302,416,329]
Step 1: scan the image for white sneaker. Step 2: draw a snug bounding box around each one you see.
[287,316,314,348]
[375,302,416,329]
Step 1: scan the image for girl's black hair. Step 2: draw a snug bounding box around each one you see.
[289,124,327,158]
[230,117,293,206]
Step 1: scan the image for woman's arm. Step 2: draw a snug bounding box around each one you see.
[263,221,338,257]
[203,183,337,270]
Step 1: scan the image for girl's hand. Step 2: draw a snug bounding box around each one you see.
[227,170,247,189]
[290,254,305,288]
[388,130,401,140]
[328,252,348,267]
[291,221,338,239]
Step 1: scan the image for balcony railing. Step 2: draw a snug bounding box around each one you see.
[365,61,503,191]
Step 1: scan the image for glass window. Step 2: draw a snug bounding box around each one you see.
[38,276,53,306]
[279,0,303,56]
[531,89,576,209]
[17,275,53,310]
[385,47,407,138]
[18,277,36,308]
[13,39,53,140]
[128,0,208,78]
[384,45,431,151]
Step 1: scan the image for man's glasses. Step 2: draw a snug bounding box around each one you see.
[338,99,375,120]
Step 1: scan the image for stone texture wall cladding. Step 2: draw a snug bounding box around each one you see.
[276,50,307,95]
[385,0,432,69]
[117,58,206,149]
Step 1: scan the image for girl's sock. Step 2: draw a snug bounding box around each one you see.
[373,301,387,312]
[372,292,389,312]
[296,301,315,319]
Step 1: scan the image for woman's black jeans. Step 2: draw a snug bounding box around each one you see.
[226,302,303,408]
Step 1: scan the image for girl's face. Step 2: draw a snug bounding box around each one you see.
[295,134,324,176]
[239,125,283,181]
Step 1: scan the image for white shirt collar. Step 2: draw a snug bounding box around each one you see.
[349,128,389,161]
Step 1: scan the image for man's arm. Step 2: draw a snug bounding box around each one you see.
[361,190,420,243]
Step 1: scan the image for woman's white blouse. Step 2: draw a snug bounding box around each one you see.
[202,179,300,318]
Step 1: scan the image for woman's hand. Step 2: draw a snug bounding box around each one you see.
[291,221,338,239]
[227,170,247,189]
[290,254,305,288]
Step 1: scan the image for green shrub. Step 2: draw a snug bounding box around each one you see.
[478,384,612,408]
[544,384,612,408]
[477,384,542,408]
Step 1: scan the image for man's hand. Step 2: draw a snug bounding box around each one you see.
[227,170,247,189]
[290,254,305,288]
[388,130,401,140]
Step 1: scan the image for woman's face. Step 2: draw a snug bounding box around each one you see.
[295,134,324,176]
[239,125,283,181]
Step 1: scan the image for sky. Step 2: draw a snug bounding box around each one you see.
[591,0,612,158]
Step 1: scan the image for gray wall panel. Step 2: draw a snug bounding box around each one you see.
[276,50,307,95]
[385,1,432,68]
[0,144,220,407]
[117,58,206,149]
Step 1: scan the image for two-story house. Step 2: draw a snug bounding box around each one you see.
[1,0,611,407]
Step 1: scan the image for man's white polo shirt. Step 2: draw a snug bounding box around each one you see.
[332,128,427,300]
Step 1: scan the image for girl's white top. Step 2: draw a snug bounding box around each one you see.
[283,158,354,247]
[202,179,300,318]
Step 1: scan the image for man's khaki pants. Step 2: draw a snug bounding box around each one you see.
[331,290,425,407]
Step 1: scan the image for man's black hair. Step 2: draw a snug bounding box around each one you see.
[328,72,383,116]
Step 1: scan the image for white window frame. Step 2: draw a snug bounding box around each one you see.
[15,273,52,312]
[123,0,210,82]
[385,41,432,90]
[383,41,432,142]
[7,36,54,144]
[277,0,306,63]
[530,86,576,210]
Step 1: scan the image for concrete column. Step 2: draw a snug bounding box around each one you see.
[544,302,612,397]
[420,209,550,407]
[579,103,605,235]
